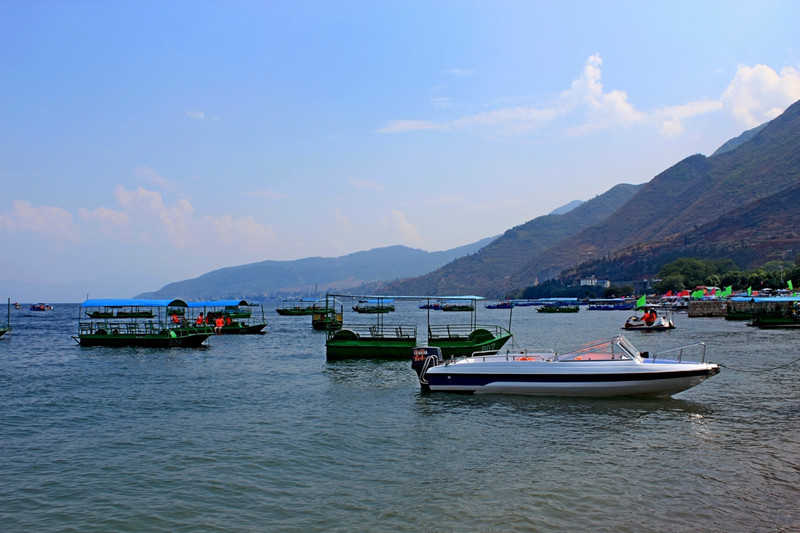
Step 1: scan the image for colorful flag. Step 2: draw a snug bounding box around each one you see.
[747,286,752,296]
[789,280,794,291]
[635,295,646,308]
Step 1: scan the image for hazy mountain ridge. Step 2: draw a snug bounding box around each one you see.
[137,238,497,300]
[379,183,643,296]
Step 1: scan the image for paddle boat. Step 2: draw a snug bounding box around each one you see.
[623,305,675,331]
[75,299,213,347]
[412,334,719,397]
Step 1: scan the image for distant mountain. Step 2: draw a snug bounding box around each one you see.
[506,97,800,291]
[379,183,642,297]
[137,237,496,300]
[711,123,767,156]
[549,200,584,215]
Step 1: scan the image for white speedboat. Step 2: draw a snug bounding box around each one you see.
[412,335,719,397]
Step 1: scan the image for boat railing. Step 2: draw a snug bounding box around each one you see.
[651,342,707,363]
[428,323,509,340]
[330,323,417,340]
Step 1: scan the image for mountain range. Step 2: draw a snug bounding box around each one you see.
[141,97,800,300]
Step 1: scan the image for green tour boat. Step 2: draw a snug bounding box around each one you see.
[188,299,268,334]
[325,295,512,360]
[75,299,213,347]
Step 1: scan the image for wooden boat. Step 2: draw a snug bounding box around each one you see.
[0,299,10,338]
[188,299,267,334]
[746,302,800,328]
[326,323,418,360]
[311,296,344,330]
[30,303,53,311]
[74,299,213,347]
[587,298,634,311]
[537,304,579,313]
[412,335,719,397]
[276,299,330,316]
[440,301,475,312]
[325,295,512,360]
[353,300,395,313]
[485,300,513,309]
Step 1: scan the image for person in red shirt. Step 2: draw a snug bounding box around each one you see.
[215,316,224,334]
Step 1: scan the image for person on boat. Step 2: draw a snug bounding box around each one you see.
[643,309,657,326]
[225,315,232,326]
[196,313,204,325]
[171,313,181,324]
[215,316,224,334]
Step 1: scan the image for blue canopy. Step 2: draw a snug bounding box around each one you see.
[81,299,189,308]
[187,299,253,308]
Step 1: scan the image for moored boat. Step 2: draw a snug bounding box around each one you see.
[326,295,512,360]
[412,334,719,397]
[537,304,579,313]
[353,299,395,313]
[0,298,10,338]
[75,299,213,347]
[276,299,330,316]
[188,299,267,334]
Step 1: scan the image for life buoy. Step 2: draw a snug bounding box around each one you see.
[518,356,533,361]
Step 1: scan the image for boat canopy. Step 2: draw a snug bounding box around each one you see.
[81,298,189,308]
[329,294,485,301]
[729,296,800,303]
[187,299,254,308]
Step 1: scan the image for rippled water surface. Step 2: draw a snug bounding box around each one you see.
[1,303,798,531]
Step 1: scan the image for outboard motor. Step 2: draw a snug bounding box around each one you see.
[412,346,442,391]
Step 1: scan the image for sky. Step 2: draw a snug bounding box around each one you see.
[2,0,800,302]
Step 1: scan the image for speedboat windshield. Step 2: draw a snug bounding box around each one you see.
[553,336,639,362]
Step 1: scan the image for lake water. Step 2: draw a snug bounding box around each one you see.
[2,302,798,532]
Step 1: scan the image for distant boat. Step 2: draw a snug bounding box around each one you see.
[485,301,513,309]
[353,299,395,313]
[30,303,53,311]
[276,299,330,316]
[537,304,579,313]
[187,299,267,334]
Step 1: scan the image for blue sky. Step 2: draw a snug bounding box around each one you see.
[2,0,799,301]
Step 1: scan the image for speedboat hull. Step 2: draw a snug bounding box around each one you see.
[421,360,717,396]
[413,336,719,397]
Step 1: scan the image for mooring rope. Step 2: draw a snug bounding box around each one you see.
[719,355,800,373]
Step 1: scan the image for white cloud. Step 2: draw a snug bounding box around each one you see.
[135,166,179,192]
[721,64,800,127]
[112,185,277,256]
[77,206,129,227]
[335,208,353,232]
[186,110,206,119]
[382,209,421,245]
[0,200,79,242]
[378,54,727,138]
